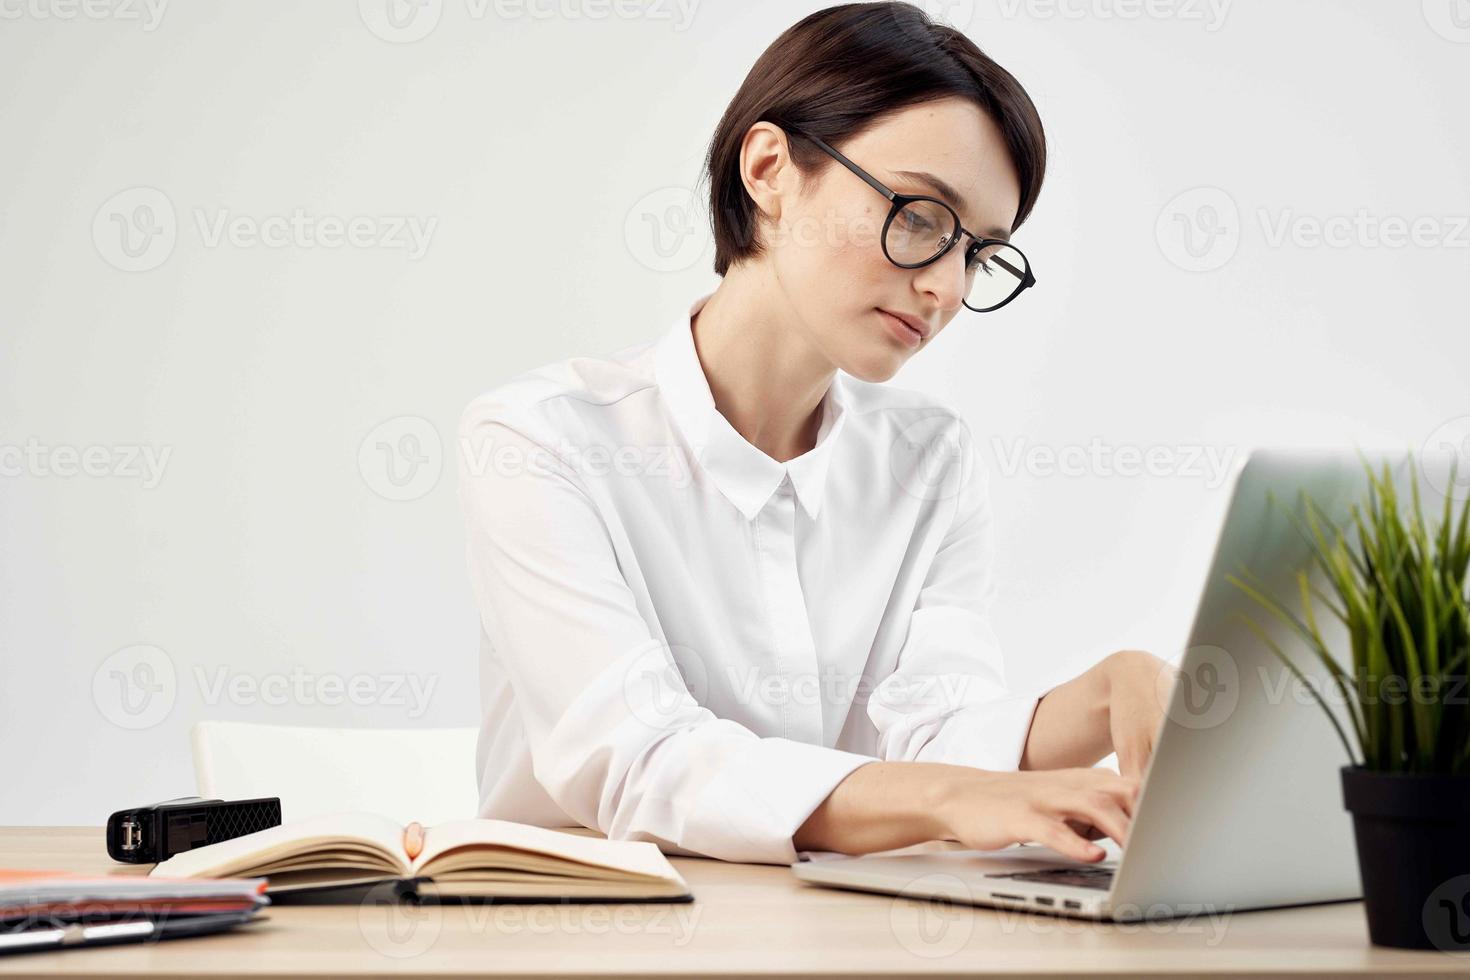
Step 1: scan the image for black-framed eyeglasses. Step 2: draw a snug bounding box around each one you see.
[787,128,1036,313]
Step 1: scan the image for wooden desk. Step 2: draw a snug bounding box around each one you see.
[0,827,1465,978]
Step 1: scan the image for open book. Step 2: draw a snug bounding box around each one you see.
[150,812,691,901]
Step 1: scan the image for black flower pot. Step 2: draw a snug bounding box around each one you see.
[1340,765,1470,950]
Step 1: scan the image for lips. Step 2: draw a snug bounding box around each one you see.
[878,308,929,338]
[877,308,929,345]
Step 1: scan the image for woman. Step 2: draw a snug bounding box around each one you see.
[457,1,1177,866]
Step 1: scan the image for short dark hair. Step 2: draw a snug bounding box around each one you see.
[702,1,1047,277]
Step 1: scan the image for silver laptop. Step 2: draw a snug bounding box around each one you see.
[795,448,1458,921]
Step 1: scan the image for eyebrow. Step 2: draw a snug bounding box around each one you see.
[890,169,1012,239]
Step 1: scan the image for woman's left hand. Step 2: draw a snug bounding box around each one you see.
[1103,650,1180,781]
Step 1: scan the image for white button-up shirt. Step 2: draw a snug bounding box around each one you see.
[457,293,1041,865]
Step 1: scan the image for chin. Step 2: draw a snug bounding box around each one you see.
[838,350,907,384]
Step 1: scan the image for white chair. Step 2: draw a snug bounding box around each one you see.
[191,721,480,826]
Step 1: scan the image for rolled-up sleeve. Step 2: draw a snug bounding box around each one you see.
[457,402,874,865]
[866,418,1042,772]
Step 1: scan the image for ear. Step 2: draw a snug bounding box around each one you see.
[738,121,801,228]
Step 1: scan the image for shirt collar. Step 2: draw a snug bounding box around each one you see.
[654,293,849,522]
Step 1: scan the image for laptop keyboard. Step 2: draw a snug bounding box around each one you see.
[983,866,1116,890]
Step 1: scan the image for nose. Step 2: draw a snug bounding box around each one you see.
[909,241,968,314]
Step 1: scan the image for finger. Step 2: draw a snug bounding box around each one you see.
[1064,817,1106,841]
[1060,793,1131,848]
[1034,819,1105,863]
[1083,769,1142,818]
[403,821,425,860]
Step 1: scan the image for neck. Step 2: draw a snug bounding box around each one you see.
[690,263,836,464]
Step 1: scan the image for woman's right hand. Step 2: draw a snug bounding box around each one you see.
[933,767,1140,862]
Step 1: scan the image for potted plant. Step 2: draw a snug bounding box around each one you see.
[1228,454,1470,951]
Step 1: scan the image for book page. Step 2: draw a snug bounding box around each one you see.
[413,820,679,881]
[152,811,408,879]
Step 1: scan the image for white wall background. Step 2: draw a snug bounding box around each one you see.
[1,0,1466,824]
